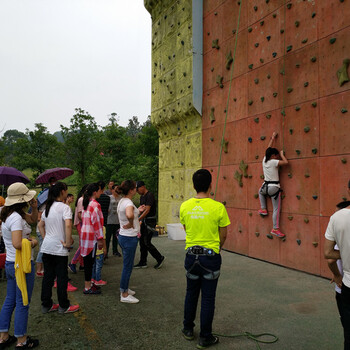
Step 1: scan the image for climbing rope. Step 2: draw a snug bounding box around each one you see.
[213,331,279,350]
[214,0,243,199]
[281,0,287,151]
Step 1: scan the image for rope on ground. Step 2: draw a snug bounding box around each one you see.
[213,331,279,350]
[214,0,243,200]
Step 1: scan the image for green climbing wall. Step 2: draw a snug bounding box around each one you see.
[144,0,202,227]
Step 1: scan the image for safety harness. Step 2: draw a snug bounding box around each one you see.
[261,181,281,200]
[186,246,220,281]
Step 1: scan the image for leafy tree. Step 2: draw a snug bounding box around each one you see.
[61,108,99,186]
[1,129,26,165]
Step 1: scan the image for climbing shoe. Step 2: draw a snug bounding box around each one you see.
[270,228,285,238]
[258,209,268,216]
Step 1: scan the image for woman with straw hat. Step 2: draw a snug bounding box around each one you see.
[0,182,39,349]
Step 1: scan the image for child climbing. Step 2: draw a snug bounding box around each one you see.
[258,132,288,238]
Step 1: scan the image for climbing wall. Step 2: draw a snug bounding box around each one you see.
[203,0,350,277]
[145,0,202,227]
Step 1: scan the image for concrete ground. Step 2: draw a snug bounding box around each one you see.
[0,235,343,349]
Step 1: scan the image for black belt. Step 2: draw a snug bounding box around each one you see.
[187,246,217,256]
[264,181,280,184]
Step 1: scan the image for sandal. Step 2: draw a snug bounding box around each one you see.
[0,335,16,349]
[15,336,39,349]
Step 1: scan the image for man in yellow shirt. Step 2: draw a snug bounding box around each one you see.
[180,169,231,349]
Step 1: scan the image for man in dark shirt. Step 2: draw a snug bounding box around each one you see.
[96,181,110,227]
[134,181,165,269]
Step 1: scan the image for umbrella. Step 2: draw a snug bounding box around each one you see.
[35,167,74,184]
[37,188,49,207]
[0,166,30,186]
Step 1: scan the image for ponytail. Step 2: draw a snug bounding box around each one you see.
[265,147,279,163]
[83,183,99,210]
[45,182,68,217]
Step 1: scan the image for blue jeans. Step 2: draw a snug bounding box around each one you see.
[92,253,104,281]
[0,261,35,337]
[35,232,43,264]
[118,235,138,293]
[183,253,222,339]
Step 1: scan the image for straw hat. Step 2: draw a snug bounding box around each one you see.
[5,182,36,206]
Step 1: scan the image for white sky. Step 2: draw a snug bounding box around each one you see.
[0,0,152,134]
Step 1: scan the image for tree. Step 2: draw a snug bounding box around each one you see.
[61,108,99,186]
[1,129,26,165]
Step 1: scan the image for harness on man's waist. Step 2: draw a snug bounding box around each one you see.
[261,181,281,200]
[186,246,220,281]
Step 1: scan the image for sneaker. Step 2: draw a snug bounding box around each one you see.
[54,281,57,288]
[83,287,101,295]
[258,209,268,216]
[58,304,80,314]
[120,289,136,296]
[197,335,219,349]
[68,263,77,274]
[120,294,139,303]
[15,336,39,349]
[154,256,166,269]
[36,271,44,277]
[91,283,101,291]
[270,228,285,238]
[41,303,59,314]
[0,335,16,348]
[113,252,122,257]
[182,328,194,341]
[134,263,147,269]
[94,280,107,286]
[67,282,78,292]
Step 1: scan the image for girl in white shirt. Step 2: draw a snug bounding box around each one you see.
[39,182,79,314]
[258,132,288,238]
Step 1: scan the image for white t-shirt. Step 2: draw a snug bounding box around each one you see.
[1,212,33,262]
[40,201,72,256]
[325,209,350,288]
[262,157,280,187]
[117,198,140,237]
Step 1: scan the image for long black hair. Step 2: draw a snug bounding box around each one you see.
[83,183,99,210]
[0,203,28,223]
[265,147,279,163]
[75,184,88,207]
[45,182,68,217]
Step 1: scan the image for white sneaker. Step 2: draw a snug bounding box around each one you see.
[120,294,139,303]
[128,289,136,296]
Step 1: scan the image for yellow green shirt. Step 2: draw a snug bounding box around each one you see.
[180,197,231,254]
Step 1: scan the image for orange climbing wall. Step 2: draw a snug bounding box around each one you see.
[203,0,350,277]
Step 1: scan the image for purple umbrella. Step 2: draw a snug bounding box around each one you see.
[0,166,30,186]
[35,167,74,184]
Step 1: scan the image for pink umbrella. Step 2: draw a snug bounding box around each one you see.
[0,166,30,186]
[35,167,74,184]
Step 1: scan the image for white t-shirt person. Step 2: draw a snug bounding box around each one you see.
[117,198,140,237]
[262,156,280,188]
[325,208,350,288]
[1,212,33,262]
[40,202,72,256]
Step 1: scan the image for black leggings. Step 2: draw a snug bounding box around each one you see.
[83,250,95,282]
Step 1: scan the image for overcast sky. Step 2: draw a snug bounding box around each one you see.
[0,0,152,134]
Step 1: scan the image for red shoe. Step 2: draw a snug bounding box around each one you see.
[54,281,57,288]
[270,228,285,238]
[58,304,80,314]
[67,282,78,292]
[94,280,107,286]
[258,209,268,216]
[36,271,44,277]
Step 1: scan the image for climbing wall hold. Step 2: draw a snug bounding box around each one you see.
[296,195,301,200]
[261,97,265,102]
[301,38,308,44]
[223,140,229,153]
[210,137,214,142]
[281,109,286,116]
[304,218,309,224]
[267,234,273,239]
[254,5,258,11]
[288,173,293,178]
[248,100,253,105]
[248,63,254,69]
[266,36,271,41]
[266,114,271,119]
[260,21,264,26]
[304,82,309,87]
[239,160,248,178]
[341,158,347,164]
[304,126,310,133]
[232,29,236,35]
[211,67,214,72]
[260,136,266,140]
[212,39,220,49]
[254,193,259,199]
[310,56,317,62]
[295,106,301,111]
[260,174,264,179]
[337,59,350,86]
[312,195,318,200]
[255,43,259,48]
[254,117,259,123]
[272,52,277,58]
[304,172,310,178]
[248,27,253,33]
[248,137,253,143]
[256,155,260,160]
[210,107,215,124]
[260,58,265,63]
[249,212,253,217]
[287,87,293,93]
[311,102,317,107]
[311,12,316,18]
[210,192,214,196]
[287,3,292,9]
[341,108,348,113]
[286,45,293,52]
[295,149,301,155]
[312,242,318,248]
[295,63,301,68]
[295,21,300,27]
[267,74,271,79]
[296,239,301,245]
[255,232,260,237]
[273,13,277,18]
[312,148,318,154]
[330,37,337,44]
[234,170,243,187]
[288,215,293,221]
[216,75,224,88]
[280,29,285,34]
[222,201,227,205]
[273,92,278,97]
[254,78,259,84]
[226,51,233,70]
